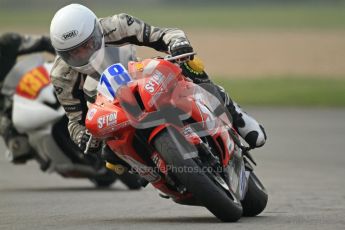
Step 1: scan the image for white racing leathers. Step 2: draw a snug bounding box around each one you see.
[50,13,189,145]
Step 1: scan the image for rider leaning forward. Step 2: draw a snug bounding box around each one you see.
[49,4,267,166]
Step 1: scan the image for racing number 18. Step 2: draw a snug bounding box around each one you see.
[99,63,132,99]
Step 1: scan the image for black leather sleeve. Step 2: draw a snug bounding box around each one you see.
[0,33,55,81]
[17,34,55,55]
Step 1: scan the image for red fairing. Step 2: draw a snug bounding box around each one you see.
[85,58,236,200]
[85,93,132,139]
[129,59,181,110]
[186,89,235,166]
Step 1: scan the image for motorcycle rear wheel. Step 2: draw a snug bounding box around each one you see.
[118,171,142,190]
[89,170,117,188]
[241,172,268,217]
[153,128,242,222]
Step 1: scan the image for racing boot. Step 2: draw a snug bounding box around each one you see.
[181,57,267,148]
[215,85,267,148]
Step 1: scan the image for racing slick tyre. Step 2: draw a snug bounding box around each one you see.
[118,171,142,190]
[89,170,117,188]
[241,172,268,217]
[153,127,243,222]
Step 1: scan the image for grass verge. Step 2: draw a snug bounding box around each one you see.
[1,5,345,31]
[213,77,345,107]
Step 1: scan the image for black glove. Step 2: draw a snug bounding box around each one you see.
[78,130,101,154]
[169,38,194,59]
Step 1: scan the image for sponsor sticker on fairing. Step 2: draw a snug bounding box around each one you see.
[97,112,118,129]
[87,108,97,121]
[144,70,165,94]
[16,66,50,99]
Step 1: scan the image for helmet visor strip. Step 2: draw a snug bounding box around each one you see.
[57,20,103,67]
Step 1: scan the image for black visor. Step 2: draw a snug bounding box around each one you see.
[57,21,103,67]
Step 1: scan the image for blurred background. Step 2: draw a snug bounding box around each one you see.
[1,0,344,106]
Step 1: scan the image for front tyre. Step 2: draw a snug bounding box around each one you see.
[153,128,242,222]
[241,172,268,217]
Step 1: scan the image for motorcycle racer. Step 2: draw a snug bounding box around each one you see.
[49,4,266,158]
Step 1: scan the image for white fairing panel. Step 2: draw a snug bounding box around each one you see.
[12,84,65,133]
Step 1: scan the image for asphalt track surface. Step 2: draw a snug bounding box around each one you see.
[1,108,345,230]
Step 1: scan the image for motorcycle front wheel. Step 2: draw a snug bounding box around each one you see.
[153,127,243,222]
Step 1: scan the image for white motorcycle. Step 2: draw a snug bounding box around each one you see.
[0,52,141,189]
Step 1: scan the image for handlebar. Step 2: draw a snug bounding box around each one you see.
[164,52,196,62]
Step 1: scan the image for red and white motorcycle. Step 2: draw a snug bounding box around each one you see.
[0,52,141,188]
[85,53,268,221]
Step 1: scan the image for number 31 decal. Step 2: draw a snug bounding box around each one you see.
[97,63,132,100]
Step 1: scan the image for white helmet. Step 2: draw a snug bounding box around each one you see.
[50,4,104,71]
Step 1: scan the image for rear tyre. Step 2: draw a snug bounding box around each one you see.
[241,172,268,217]
[153,128,242,222]
[90,170,117,188]
[118,171,142,190]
